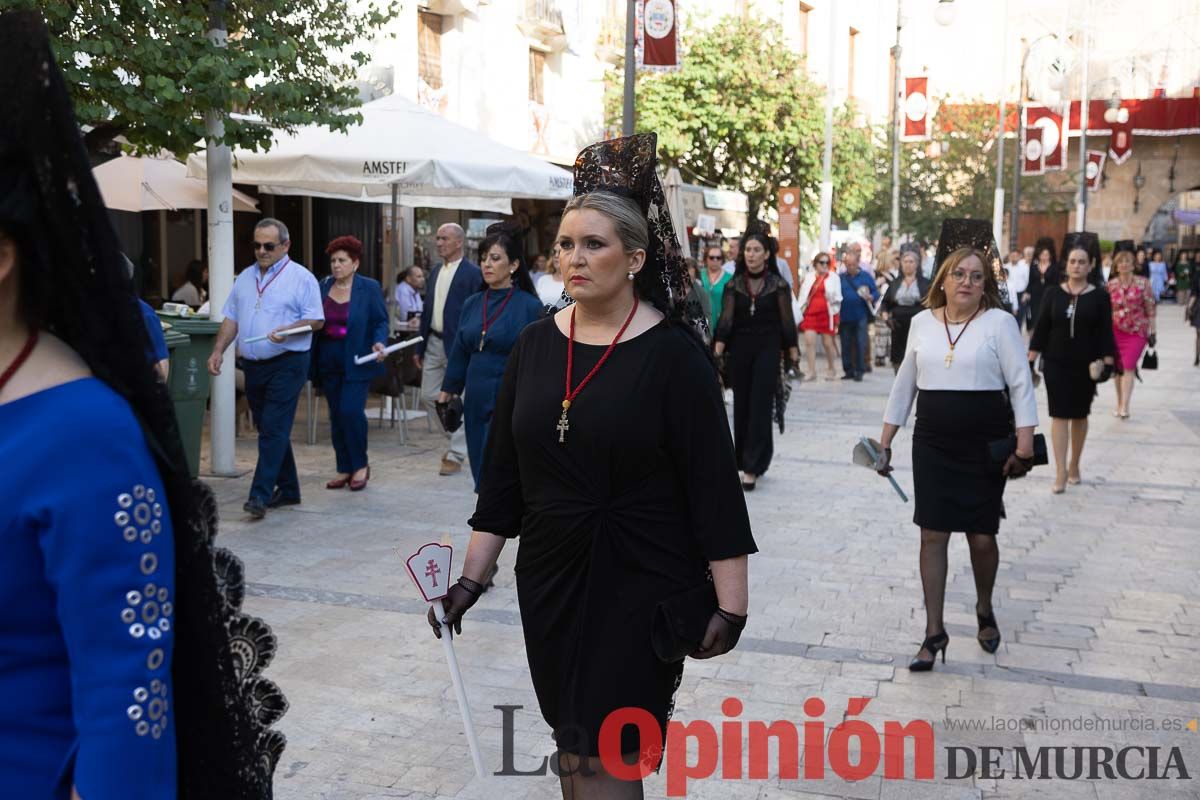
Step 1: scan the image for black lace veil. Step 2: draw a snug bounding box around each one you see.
[0,11,283,798]
[563,133,710,342]
[935,218,1012,312]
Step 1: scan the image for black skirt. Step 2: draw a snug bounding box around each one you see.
[1042,355,1096,419]
[912,390,1011,535]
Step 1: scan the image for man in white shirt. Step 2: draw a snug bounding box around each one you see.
[1010,246,1033,329]
[721,237,740,274]
[416,224,481,476]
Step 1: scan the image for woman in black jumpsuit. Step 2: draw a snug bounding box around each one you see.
[713,231,800,490]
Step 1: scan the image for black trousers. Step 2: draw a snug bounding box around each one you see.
[730,341,779,476]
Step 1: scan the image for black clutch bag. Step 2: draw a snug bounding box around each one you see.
[435,396,464,433]
[650,581,717,663]
[1141,347,1158,370]
[987,433,1048,467]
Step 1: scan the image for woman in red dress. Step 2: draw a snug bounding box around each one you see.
[796,252,842,380]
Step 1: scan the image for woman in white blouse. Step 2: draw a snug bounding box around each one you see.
[536,247,566,306]
[875,245,1038,672]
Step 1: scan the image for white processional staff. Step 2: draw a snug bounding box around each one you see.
[403,542,487,779]
[353,336,424,366]
[242,324,314,344]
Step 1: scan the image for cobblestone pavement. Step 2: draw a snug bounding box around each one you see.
[203,315,1200,800]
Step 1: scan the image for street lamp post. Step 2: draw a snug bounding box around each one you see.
[206,0,237,476]
[817,3,836,252]
[889,1,902,242]
[992,0,1009,250]
[1075,0,1092,232]
[623,0,636,136]
[1009,32,1058,252]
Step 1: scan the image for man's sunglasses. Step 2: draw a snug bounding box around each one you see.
[706,255,723,260]
[815,258,830,265]
[253,242,282,252]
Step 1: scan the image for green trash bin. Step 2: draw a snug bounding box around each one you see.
[158,313,222,477]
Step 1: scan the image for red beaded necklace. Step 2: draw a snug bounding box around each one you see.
[557,296,639,444]
[479,285,515,352]
[0,329,38,396]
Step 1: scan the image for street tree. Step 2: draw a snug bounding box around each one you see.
[3,0,399,156]
[609,13,877,227]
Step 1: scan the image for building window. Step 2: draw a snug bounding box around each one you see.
[797,3,811,57]
[529,49,546,104]
[418,10,443,90]
[847,26,859,100]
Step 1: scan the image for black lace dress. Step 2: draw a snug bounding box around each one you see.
[714,271,798,476]
[469,317,757,757]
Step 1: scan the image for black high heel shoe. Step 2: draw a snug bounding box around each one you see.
[977,610,1001,654]
[908,631,949,672]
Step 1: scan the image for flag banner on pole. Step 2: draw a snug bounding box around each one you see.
[1021,126,1045,176]
[636,0,680,72]
[777,188,801,286]
[1025,105,1065,171]
[1085,150,1106,190]
[901,77,930,141]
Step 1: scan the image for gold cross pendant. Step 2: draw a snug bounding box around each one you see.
[944,349,954,368]
[557,400,571,443]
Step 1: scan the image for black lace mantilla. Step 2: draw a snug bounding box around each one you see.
[557,133,710,343]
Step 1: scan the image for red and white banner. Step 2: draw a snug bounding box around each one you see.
[902,77,930,141]
[1108,119,1134,164]
[636,0,679,72]
[1024,105,1065,171]
[1085,150,1106,190]
[1021,126,1045,176]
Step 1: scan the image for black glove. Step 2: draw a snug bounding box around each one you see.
[427,576,484,639]
[435,396,464,433]
[715,352,730,385]
[1002,452,1034,479]
[691,608,747,659]
[784,356,801,379]
[874,446,893,477]
[1148,333,1157,348]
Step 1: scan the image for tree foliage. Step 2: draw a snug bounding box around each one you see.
[861,100,1071,243]
[608,13,877,227]
[4,0,399,156]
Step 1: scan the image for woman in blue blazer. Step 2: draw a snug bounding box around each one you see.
[313,236,389,490]
[439,222,543,491]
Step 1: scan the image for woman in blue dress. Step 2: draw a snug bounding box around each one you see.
[0,12,284,799]
[439,222,544,490]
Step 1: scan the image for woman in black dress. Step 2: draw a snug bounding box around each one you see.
[879,246,930,371]
[1024,237,1059,333]
[875,220,1038,673]
[712,229,800,491]
[428,134,756,797]
[1028,242,1116,493]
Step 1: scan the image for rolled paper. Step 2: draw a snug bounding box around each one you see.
[243,325,314,345]
[354,336,424,365]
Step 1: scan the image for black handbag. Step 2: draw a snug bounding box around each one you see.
[987,433,1048,467]
[650,581,717,663]
[435,396,464,433]
[1141,347,1158,370]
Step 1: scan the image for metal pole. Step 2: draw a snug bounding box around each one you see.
[889,0,902,242]
[206,0,237,476]
[1075,1,1090,231]
[388,184,399,330]
[992,0,1008,250]
[623,0,636,136]
[818,3,837,252]
[1010,50,1025,253]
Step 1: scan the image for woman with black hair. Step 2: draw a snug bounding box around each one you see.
[171,258,207,307]
[0,11,283,799]
[439,223,543,491]
[713,229,800,490]
[429,134,755,797]
[1025,236,1059,332]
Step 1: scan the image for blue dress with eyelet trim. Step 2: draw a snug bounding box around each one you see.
[0,377,176,799]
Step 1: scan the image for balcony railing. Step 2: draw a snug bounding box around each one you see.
[524,0,563,32]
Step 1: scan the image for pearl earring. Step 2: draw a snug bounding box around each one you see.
[627,271,635,281]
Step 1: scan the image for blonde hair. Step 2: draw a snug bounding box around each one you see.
[924,247,1004,310]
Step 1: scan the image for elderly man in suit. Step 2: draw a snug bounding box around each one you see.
[416,223,482,476]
